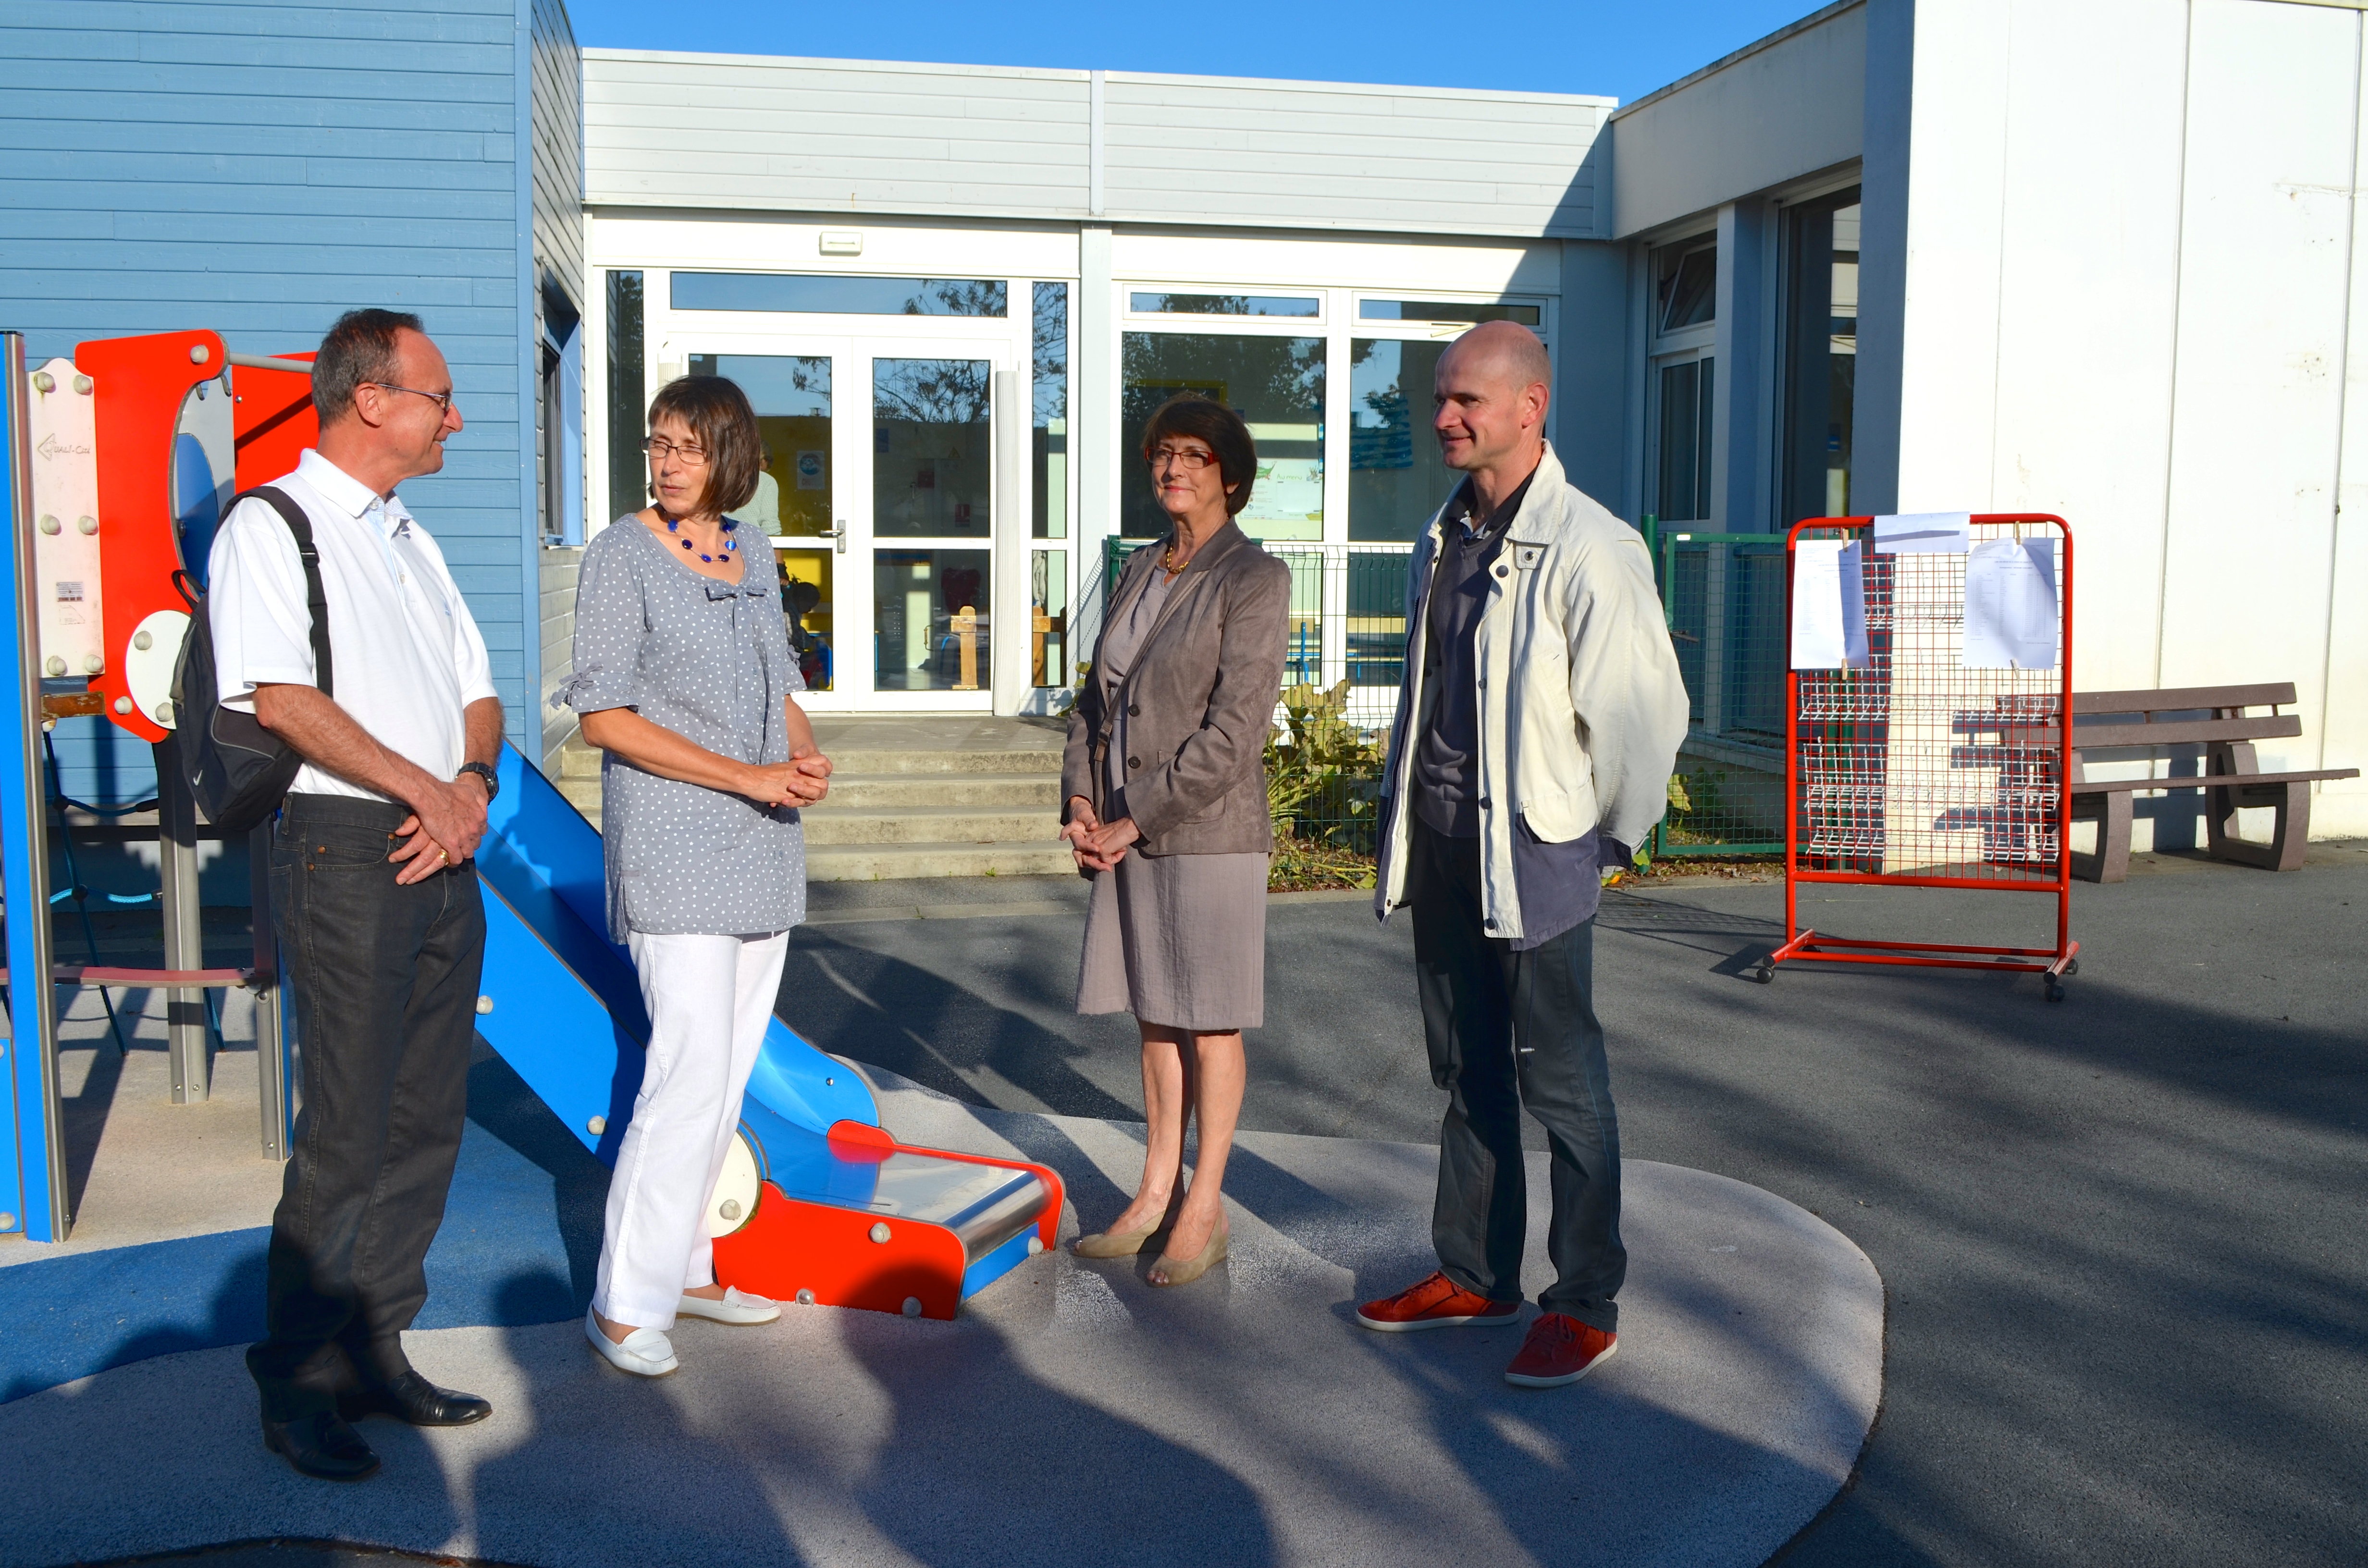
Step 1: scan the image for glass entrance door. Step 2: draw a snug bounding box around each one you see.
[683,336,1006,709]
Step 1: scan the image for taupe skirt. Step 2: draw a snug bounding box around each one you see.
[1075,848,1269,1031]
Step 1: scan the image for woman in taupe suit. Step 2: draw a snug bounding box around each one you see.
[1061,394,1290,1288]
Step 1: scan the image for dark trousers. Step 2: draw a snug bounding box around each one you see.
[247,794,486,1420]
[1410,823,1624,1332]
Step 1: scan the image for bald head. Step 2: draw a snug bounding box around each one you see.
[1440,320,1551,400]
[1432,321,1551,497]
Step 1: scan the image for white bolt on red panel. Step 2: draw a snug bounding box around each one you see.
[25,358,104,683]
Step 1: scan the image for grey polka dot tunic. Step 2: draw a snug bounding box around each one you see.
[554,515,807,940]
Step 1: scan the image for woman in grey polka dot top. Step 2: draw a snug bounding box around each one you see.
[555,375,832,1378]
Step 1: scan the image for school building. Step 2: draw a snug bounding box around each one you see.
[6,0,2362,845]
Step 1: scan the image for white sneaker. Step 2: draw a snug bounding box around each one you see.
[675,1286,781,1326]
[585,1309,678,1376]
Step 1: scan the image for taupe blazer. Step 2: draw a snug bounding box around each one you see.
[1062,520,1290,857]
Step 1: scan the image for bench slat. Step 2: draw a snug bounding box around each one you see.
[2068,768,2356,794]
[2070,715,2301,750]
[2071,683,2296,715]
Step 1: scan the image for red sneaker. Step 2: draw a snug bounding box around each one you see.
[1355,1271,1523,1332]
[1503,1311,1617,1387]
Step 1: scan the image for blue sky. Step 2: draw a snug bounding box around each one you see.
[559,0,1829,107]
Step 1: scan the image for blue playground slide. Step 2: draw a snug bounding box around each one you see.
[469,745,1058,1318]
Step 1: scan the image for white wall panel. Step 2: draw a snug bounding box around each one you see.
[1101,74,1604,238]
[584,52,1606,241]
[1984,0,2188,696]
[1890,0,2010,515]
[585,52,1093,219]
[2319,17,2368,835]
[2158,0,2357,786]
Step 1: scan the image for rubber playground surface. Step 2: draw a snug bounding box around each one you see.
[0,1052,1879,1568]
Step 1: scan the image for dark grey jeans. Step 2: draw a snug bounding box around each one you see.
[247,793,486,1420]
[1410,823,1625,1332]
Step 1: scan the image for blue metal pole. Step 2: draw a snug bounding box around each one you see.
[0,331,67,1242]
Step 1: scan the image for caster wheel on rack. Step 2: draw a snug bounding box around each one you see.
[2062,957,2081,977]
[2046,982,2067,1004]
[1751,962,1776,985]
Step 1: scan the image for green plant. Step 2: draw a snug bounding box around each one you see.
[1264,678,1386,858]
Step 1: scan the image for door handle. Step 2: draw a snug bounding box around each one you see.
[818,524,846,555]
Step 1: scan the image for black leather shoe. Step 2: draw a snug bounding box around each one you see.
[260,1411,381,1482]
[339,1368,493,1428]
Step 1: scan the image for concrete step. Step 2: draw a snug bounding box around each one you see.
[820,747,1062,776]
[559,740,601,780]
[799,803,1061,847]
[805,841,1078,882]
[811,772,1060,810]
[555,776,604,827]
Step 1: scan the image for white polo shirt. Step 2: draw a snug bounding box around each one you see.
[207,448,498,803]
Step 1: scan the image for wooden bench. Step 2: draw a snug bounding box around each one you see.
[2067,683,2356,882]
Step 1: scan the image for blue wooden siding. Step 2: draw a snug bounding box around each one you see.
[0,0,559,806]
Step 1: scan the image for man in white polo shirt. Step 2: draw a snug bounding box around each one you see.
[209,309,504,1483]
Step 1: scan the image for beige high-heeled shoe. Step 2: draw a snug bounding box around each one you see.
[1147,1220,1229,1287]
[1073,1214,1168,1257]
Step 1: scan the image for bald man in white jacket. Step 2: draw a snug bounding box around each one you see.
[1355,322,1689,1390]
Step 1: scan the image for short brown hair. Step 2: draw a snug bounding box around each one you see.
[1141,394,1257,516]
[313,308,423,425]
[647,375,763,517]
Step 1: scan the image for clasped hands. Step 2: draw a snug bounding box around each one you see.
[1061,796,1141,872]
[390,774,491,886]
[744,744,833,809]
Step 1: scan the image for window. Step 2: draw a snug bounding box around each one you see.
[1347,337,1455,542]
[872,358,992,539]
[1120,332,1325,540]
[603,270,644,527]
[1033,282,1068,541]
[1129,293,1319,318]
[1358,299,1541,327]
[1657,242,1717,334]
[1783,190,1860,524]
[688,354,833,538]
[1649,236,1717,525]
[1032,282,1070,686]
[1656,357,1715,524]
[670,273,1008,317]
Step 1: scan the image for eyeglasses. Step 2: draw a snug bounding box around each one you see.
[1148,445,1218,471]
[364,382,456,416]
[642,437,710,467]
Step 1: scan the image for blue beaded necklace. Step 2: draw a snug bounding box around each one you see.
[663,512,739,564]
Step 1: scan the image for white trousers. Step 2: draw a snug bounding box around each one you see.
[592,929,790,1330]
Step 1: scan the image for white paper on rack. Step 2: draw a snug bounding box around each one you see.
[1961,537,2059,669]
[1790,539,1870,669]
[1872,511,1972,553]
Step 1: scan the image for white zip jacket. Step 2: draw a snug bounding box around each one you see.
[1373,443,1690,940]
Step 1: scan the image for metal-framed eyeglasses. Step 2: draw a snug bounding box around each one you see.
[364,382,457,416]
[1148,444,1219,471]
[642,436,710,467]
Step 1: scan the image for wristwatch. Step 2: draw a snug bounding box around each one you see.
[457,761,499,802]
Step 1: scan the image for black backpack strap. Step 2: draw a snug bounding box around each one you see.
[231,485,333,699]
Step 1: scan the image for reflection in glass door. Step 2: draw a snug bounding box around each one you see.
[872,356,993,694]
[689,351,841,693]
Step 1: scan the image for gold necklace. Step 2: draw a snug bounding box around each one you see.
[1161,538,1194,576]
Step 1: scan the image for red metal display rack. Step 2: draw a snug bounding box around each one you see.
[1757,514,2080,1001]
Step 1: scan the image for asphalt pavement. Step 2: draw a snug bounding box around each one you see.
[785,845,2368,1567]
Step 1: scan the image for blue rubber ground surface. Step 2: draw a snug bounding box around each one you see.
[0,1048,604,1405]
